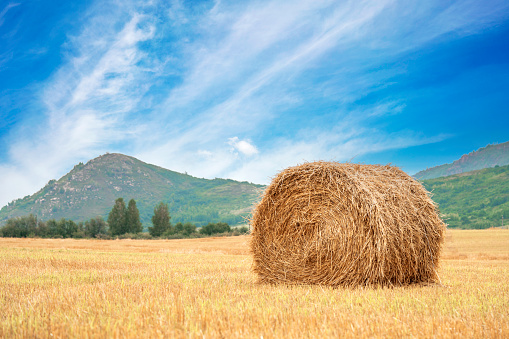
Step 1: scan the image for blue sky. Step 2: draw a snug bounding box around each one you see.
[0,0,508,207]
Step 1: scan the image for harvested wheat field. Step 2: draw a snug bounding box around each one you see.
[251,162,446,287]
[1,230,508,338]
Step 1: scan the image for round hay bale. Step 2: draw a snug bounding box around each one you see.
[250,161,446,287]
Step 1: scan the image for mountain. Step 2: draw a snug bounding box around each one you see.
[414,141,509,180]
[0,153,264,228]
[422,164,509,229]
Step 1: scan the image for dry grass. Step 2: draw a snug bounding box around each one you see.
[1,230,508,338]
[0,236,250,255]
[442,229,509,260]
[251,162,446,287]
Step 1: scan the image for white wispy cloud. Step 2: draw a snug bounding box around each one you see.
[137,0,504,179]
[0,2,21,70]
[0,2,20,27]
[0,1,159,206]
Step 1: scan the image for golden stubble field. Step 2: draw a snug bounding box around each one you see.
[1,230,508,338]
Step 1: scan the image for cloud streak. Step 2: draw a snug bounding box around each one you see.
[0,1,160,206]
[0,3,20,27]
[137,0,507,179]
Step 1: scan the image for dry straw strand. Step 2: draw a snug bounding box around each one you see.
[250,161,446,287]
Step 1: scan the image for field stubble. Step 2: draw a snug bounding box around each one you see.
[0,230,508,338]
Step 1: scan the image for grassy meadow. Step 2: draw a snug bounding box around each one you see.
[1,230,508,338]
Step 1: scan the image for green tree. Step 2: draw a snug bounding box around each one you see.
[108,198,127,236]
[1,215,36,237]
[47,219,60,237]
[198,223,214,235]
[173,222,196,236]
[0,215,46,238]
[35,220,50,238]
[126,199,142,233]
[199,222,230,235]
[238,226,249,234]
[149,202,171,237]
[174,222,184,234]
[85,216,108,238]
[182,222,196,236]
[58,218,78,238]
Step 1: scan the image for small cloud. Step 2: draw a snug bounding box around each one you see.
[228,137,259,156]
[27,47,48,56]
[368,101,407,117]
[198,149,213,157]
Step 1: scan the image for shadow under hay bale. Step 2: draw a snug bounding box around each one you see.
[250,161,446,287]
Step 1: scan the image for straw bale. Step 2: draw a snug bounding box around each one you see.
[250,161,446,287]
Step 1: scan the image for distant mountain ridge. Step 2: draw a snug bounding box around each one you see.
[414,141,509,180]
[421,164,509,229]
[0,153,264,227]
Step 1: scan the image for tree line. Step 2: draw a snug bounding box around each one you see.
[0,198,249,239]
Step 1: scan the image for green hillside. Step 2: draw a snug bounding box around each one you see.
[422,164,509,229]
[414,141,509,180]
[3,151,507,231]
[0,153,264,228]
